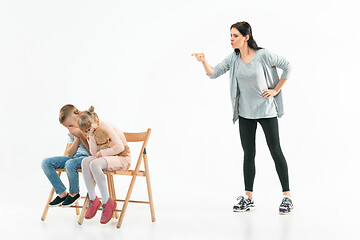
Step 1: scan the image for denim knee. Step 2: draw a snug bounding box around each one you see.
[64,159,78,173]
[41,158,51,171]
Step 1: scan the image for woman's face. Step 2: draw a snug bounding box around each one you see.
[230,27,248,49]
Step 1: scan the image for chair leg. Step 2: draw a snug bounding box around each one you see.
[75,201,80,215]
[143,154,156,222]
[109,175,119,219]
[41,171,62,221]
[78,193,89,225]
[106,175,115,219]
[117,174,137,228]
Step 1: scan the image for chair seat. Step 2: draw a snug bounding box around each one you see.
[55,168,146,176]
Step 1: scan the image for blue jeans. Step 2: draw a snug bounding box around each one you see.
[41,154,88,194]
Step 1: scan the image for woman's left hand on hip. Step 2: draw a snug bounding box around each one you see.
[262,89,279,99]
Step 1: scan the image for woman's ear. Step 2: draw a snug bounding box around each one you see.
[96,118,100,126]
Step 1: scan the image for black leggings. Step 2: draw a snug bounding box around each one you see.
[238,116,290,192]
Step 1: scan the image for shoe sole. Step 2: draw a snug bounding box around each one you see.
[233,206,255,212]
[49,202,63,207]
[61,197,80,208]
[279,206,294,215]
[100,201,117,224]
[233,208,250,212]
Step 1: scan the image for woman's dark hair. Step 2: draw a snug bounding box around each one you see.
[230,21,262,55]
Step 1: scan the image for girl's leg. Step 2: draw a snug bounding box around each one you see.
[41,156,71,195]
[64,155,84,195]
[89,158,109,204]
[238,116,258,198]
[258,117,290,194]
[82,156,97,200]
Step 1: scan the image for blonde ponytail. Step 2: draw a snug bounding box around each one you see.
[88,105,95,113]
[78,105,99,131]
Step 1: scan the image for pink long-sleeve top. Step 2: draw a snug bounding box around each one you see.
[88,121,130,158]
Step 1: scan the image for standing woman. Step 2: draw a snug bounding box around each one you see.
[192,21,293,214]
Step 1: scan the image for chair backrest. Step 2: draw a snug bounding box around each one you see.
[123,128,151,171]
[123,131,149,142]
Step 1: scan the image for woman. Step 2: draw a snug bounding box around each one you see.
[192,21,293,214]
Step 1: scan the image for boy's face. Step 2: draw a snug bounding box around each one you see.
[61,114,79,129]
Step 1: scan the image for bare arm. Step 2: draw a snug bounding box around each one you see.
[64,139,80,157]
[78,132,89,152]
[66,126,90,156]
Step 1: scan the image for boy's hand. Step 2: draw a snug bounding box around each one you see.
[68,126,82,138]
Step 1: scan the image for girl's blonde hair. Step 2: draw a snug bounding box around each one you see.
[78,106,98,131]
[59,104,80,123]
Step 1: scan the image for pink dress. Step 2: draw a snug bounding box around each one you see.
[88,121,131,171]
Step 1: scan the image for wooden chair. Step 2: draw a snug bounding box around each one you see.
[41,128,155,229]
[41,170,81,220]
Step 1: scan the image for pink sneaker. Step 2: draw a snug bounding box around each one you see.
[100,198,117,224]
[85,196,101,219]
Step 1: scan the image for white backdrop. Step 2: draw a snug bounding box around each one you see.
[1,0,360,239]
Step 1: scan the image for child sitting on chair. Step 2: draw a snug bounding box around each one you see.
[41,104,90,207]
[79,106,131,224]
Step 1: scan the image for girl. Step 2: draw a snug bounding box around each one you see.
[192,21,293,214]
[79,106,131,224]
[41,104,90,207]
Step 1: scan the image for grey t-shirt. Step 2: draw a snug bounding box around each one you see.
[208,48,291,123]
[236,49,290,119]
[67,133,90,156]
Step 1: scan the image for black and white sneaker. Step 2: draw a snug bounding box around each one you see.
[61,194,80,207]
[233,195,255,212]
[49,194,68,207]
[279,196,293,214]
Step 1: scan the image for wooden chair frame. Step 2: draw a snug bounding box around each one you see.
[41,128,155,228]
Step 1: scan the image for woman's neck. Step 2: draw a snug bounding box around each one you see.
[239,43,252,58]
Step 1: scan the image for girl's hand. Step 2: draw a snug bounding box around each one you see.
[95,151,102,158]
[68,126,82,138]
[262,89,279,99]
[89,123,98,137]
[191,53,206,63]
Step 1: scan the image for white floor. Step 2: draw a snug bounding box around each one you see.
[2,190,360,240]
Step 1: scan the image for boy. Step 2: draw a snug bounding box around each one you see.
[41,104,90,207]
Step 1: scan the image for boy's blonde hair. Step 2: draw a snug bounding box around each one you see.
[59,104,80,123]
[78,106,99,131]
